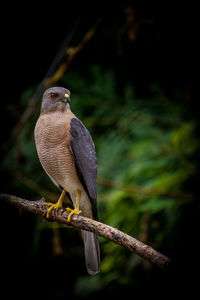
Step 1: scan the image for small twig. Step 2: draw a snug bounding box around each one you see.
[0,192,172,270]
[2,17,103,158]
[46,17,103,87]
[98,177,192,199]
[10,20,79,142]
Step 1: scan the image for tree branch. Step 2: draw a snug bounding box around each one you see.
[2,17,103,159]
[98,177,192,199]
[0,193,172,270]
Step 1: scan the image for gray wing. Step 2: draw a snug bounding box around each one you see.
[70,118,98,220]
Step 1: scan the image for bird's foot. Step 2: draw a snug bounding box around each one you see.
[43,201,63,218]
[66,207,82,223]
[43,189,66,218]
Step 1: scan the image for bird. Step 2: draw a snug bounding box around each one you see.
[34,86,100,275]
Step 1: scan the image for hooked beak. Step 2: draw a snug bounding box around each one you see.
[62,93,71,103]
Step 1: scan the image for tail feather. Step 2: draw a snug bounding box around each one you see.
[81,230,100,275]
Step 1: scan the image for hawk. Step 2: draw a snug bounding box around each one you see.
[34,86,100,275]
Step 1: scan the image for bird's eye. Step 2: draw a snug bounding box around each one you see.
[50,93,59,100]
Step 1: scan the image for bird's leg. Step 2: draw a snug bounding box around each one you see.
[43,189,67,218]
[66,189,82,222]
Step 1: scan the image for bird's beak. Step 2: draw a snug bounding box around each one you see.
[62,93,71,103]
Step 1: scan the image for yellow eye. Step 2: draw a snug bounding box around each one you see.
[50,93,59,100]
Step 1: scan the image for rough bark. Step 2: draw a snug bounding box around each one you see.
[0,193,172,270]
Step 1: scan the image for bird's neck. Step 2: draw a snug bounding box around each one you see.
[66,103,71,111]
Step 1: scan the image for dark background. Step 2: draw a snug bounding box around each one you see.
[1,2,199,298]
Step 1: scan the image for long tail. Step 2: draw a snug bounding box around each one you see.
[81,230,100,275]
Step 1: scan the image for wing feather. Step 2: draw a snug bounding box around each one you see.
[70,118,98,219]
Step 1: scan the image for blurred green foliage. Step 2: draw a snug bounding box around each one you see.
[3,65,198,297]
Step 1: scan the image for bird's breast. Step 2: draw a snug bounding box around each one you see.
[35,112,70,154]
[34,112,81,193]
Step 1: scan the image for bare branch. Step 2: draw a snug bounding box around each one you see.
[98,177,192,199]
[0,192,172,270]
[2,17,103,158]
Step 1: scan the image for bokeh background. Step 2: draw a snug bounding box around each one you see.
[1,2,199,298]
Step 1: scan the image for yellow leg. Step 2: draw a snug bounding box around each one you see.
[66,190,82,222]
[43,189,66,218]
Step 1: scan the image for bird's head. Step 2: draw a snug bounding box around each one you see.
[41,86,71,113]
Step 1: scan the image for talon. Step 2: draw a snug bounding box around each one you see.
[43,189,67,218]
[43,202,63,218]
[66,208,82,223]
[43,202,54,207]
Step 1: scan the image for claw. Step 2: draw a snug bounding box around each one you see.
[66,207,82,222]
[43,189,66,218]
[43,201,63,218]
[66,189,82,222]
